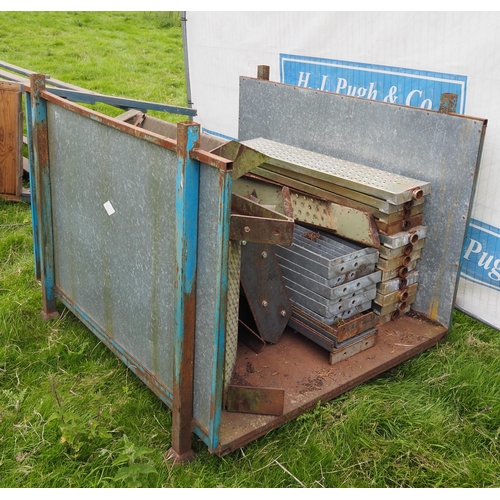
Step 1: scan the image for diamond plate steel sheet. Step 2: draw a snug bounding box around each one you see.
[242,138,430,205]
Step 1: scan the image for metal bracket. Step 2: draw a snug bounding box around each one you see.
[240,242,292,344]
[211,140,269,180]
[230,193,294,245]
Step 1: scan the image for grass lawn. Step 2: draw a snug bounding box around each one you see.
[1,11,500,488]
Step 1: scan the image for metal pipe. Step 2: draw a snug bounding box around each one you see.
[181,12,194,110]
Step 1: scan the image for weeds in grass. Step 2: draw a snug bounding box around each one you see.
[111,435,158,487]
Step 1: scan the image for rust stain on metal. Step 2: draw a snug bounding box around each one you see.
[439,93,458,114]
[281,186,294,219]
[171,288,196,456]
[41,90,177,151]
[191,147,232,171]
[230,214,293,245]
[403,243,413,256]
[257,65,270,81]
[398,267,409,278]
[368,214,381,248]
[302,231,321,242]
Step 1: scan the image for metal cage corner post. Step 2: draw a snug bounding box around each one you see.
[169,121,200,462]
[25,89,41,280]
[30,74,58,319]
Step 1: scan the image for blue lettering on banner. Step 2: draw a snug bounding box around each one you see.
[460,219,500,290]
[280,54,467,113]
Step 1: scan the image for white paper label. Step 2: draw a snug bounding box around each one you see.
[103,201,115,216]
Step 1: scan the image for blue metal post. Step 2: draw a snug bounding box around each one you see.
[25,91,41,280]
[30,74,59,320]
[167,121,200,463]
[208,168,232,452]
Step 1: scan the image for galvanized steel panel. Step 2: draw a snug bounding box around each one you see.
[48,105,227,435]
[239,77,486,328]
[193,162,231,430]
[49,104,176,390]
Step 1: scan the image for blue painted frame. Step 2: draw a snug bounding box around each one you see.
[30,74,57,317]
[25,91,40,280]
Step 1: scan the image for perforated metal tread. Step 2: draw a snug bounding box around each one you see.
[242,137,430,205]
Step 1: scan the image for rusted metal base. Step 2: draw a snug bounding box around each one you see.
[164,447,196,465]
[215,312,447,456]
[41,310,60,321]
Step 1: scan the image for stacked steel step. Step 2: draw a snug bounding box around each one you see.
[241,138,431,327]
[275,224,381,364]
[374,225,428,324]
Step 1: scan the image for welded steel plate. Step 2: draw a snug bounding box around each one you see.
[329,329,377,366]
[289,294,373,325]
[251,167,409,215]
[226,385,284,416]
[276,253,377,288]
[283,278,376,316]
[376,250,422,271]
[240,242,291,344]
[379,239,425,260]
[376,305,412,325]
[375,283,419,306]
[373,294,416,316]
[242,137,430,205]
[379,225,428,249]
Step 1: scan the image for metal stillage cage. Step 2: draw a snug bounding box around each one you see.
[26,70,487,460]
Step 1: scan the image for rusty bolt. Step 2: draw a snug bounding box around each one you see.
[244,226,251,233]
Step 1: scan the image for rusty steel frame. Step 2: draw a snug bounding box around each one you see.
[30,75,59,320]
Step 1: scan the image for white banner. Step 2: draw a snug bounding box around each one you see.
[184,11,500,330]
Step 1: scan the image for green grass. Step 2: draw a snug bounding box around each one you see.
[0,11,186,121]
[1,11,500,488]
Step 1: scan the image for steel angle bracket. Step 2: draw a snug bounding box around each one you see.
[211,140,269,180]
[230,193,294,246]
[233,175,293,216]
[240,242,292,344]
